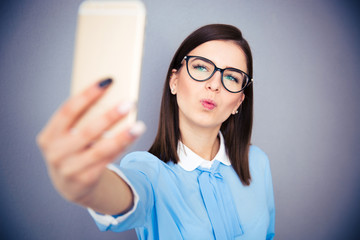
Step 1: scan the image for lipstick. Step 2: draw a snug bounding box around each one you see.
[201,99,217,110]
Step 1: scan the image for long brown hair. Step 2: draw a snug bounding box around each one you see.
[149,24,253,185]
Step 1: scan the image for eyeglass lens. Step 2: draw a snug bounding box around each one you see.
[186,56,248,93]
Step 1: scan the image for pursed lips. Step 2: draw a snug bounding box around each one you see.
[200,99,217,110]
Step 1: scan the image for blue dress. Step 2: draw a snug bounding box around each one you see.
[89,134,275,239]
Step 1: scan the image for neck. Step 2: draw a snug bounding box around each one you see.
[180,124,220,161]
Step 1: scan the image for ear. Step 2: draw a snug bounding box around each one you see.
[169,69,178,95]
[232,93,245,115]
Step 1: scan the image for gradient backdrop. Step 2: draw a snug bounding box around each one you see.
[1,0,359,239]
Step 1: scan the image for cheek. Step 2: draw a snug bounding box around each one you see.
[176,72,198,100]
[222,94,243,113]
[178,81,192,97]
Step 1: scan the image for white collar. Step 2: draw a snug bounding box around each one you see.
[177,132,231,171]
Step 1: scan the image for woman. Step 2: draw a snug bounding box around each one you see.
[37,24,275,239]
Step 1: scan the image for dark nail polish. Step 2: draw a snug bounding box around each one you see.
[98,78,113,88]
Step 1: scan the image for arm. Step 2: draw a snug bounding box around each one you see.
[37,79,145,215]
[78,169,134,215]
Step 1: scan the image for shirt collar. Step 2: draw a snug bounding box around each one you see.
[177,132,231,171]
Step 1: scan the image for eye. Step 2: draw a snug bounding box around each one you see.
[224,74,239,83]
[192,64,209,72]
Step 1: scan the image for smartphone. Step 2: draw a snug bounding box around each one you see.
[71,0,146,133]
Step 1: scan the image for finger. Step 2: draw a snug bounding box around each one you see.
[60,121,146,177]
[72,101,136,151]
[48,101,135,164]
[41,78,113,141]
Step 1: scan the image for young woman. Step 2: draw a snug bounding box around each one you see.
[37,24,275,239]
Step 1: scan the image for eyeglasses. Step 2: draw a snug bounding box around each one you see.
[183,55,253,93]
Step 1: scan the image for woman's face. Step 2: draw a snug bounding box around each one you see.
[170,40,247,131]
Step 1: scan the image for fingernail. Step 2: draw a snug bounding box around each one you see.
[129,121,146,137]
[117,101,135,114]
[98,78,113,88]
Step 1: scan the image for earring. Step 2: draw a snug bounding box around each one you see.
[171,88,176,94]
[232,110,239,115]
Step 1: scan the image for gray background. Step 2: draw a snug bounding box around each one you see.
[1,0,359,239]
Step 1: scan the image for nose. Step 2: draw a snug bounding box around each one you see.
[205,70,222,92]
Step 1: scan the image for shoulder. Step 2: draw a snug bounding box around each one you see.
[249,145,268,161]
[121,151,161,164]
[249,145,271,174]
[119,151,168,175]
[118,151,176,188]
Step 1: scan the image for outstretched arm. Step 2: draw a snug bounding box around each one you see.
[36,79,145,215]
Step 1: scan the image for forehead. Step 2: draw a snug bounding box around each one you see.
[187,40,247,72]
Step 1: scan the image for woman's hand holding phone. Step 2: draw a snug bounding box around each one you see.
[36,79,145,211]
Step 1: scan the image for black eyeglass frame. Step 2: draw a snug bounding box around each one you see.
[183,55,253,93]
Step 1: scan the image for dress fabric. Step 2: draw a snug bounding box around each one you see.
[88,138,275,240]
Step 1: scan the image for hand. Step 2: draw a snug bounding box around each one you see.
[36,78,145,205]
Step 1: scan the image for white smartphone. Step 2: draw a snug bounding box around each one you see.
[71,0,146,133]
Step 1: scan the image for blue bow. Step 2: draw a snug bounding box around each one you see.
[197,161,244,239]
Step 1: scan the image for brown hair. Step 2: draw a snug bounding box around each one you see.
[149,24,253,185]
